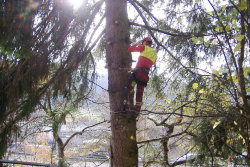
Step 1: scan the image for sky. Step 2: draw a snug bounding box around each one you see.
[67,0,84,10]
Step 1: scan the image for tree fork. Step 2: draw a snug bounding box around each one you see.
[105,0,138,166]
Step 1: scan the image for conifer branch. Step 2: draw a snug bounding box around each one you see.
[129,22,181,37]
[128,0,196,75]
[131,0,159,23]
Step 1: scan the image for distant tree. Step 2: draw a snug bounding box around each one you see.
[37,62,106,166]
[24,133,52,163]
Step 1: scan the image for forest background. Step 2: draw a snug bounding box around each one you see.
[0,0,249,166]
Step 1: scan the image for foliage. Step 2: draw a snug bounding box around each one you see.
[127,0,249,166]
[0,0,104,158]
[24,133,52,163]
[0,0,249,166]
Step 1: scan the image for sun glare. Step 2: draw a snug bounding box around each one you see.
[67,0,84,10]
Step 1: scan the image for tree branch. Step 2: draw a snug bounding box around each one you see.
[130,22,215,38]
[207,0,238,74]
[130,22,181,37]
[142,109,224,118]
[131,0,159,23]
[62,120,106,149]
[137,131,187,145]
[128,0,195,75]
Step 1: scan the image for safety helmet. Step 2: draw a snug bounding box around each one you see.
[143,37,152,42]
[142,37,153,45]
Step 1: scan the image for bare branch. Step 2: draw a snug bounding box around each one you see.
[142,109,224,118]
[137,131,187,145]
[62,120,106,149]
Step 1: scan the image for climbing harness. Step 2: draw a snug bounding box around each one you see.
[131,67,150,87]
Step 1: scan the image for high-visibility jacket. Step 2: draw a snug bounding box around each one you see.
[128,45,157,69]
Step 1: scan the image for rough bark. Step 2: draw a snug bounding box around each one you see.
[57,139,66,167]
[53,125,66,167]
[105,0,138,166]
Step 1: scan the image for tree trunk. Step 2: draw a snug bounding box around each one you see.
[0,129,8,167]
[105,0,138,166]
[52,124,66,167]
[57,141,66,167]
[162,137,170,167]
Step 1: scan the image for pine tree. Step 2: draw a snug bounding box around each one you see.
[0,0,103,160]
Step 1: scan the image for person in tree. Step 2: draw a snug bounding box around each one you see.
[127,37,157,112]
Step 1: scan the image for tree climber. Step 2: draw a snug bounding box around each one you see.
[126,37,157,112]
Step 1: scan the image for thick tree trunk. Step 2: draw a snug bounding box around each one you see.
[57,142,66,167]
[52,124,66,167]
[105,0,138,166]
[55,135,67,167]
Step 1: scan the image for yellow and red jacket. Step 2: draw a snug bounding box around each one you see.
[128,45,157,69]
